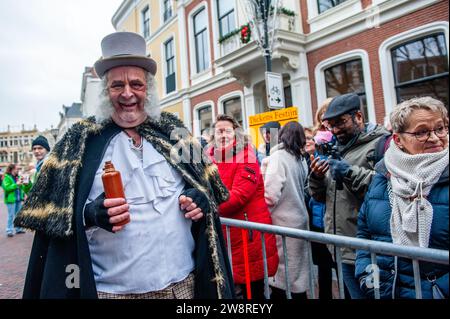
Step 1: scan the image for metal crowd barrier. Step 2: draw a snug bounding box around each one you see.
[220,217,449,300]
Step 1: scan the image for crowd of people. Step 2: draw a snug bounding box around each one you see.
[2,31,448,300]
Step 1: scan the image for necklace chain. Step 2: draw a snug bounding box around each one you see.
[124,129,143,151]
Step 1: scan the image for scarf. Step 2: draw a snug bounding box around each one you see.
[384,140,449,247]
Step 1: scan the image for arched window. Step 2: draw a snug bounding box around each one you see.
[391,33,448,106]
[324,58,369,121]
[223,97,243,126]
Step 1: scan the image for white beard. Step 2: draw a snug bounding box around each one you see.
[96,74,161,123]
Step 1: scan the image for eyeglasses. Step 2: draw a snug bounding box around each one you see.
[401,126,448,142]
[325,116,351,131]
[215,128,234,135]
[108,82,146,93]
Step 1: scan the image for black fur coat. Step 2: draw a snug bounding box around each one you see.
[15,113,234,299]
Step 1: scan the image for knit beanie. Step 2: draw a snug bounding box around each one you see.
[32,135,50,152]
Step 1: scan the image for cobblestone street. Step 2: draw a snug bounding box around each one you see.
[0,190,33,299]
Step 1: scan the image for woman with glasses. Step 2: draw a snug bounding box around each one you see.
[356,96,449,299]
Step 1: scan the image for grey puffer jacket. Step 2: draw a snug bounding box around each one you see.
[309,123,389,264]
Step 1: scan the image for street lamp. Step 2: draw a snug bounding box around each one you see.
[240,0,280,73]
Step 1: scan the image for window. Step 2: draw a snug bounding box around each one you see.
[391,33,448,107]
[198,105,212,133]
[217,0,235,37]
[142,6,150,39]
[194,8,209,73]
[317,0,348,14]
[324,59,369,120]
[165,38,176,94]
[223,97,243,126]
[163,0,172,22]
[284,85,293,108]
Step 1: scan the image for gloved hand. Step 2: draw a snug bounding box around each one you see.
[328,158,351,183]
[84,193,113,232]
[179,188,209,219]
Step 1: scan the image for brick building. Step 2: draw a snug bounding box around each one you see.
[112,0,448,135]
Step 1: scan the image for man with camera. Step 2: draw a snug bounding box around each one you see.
[308,93,389,299]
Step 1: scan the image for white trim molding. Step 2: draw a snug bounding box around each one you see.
[306,0,441,52]
[315,49,376,123]
[307,0,362,33]
[177,3,190,90]
[379,21,449,116]
[217,90,246,128]
[193,100,216,137]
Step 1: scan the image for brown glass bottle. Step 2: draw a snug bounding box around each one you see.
[102,161,129,226]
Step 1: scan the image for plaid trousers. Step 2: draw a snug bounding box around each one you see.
[97,273,195,299]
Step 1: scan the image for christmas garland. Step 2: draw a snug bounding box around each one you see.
[218,24,252,44]
[240,24,251,44]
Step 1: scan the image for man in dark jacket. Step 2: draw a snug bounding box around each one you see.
[309,93,389,299]
[15,31,234,299]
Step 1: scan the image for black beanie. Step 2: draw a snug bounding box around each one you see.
[32,135,50,152]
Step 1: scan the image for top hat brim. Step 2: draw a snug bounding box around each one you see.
[94,55,157,78]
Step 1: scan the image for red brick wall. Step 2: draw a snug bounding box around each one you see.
[361,0,372,9]
[191,81,244,123]
[300,0,310,34]
[307,1,449,124]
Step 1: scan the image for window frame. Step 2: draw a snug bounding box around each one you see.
[217,0,235,38]
[218,91,246,129]
[379,22,449,116]
[141,6,150,39]
[316,0,348,14]
[315,49,376,123]
[193,101,216,137]
[193,8,209,73]
[164,37,176,94]
[163,0,173,23]
[390,33,448,106]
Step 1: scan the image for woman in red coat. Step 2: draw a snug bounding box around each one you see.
[208,114,278,299]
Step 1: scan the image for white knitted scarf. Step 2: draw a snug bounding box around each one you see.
[384,140,449,248]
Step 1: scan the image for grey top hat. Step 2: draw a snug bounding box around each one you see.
[94,32,157,78]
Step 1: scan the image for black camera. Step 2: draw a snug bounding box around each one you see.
[316,141,344,190]
[316,141,335,157]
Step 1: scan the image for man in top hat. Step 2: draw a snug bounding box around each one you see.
[308,93,389,299]
[16,32,234,299]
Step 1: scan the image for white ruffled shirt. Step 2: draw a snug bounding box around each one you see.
[85,132,195,294]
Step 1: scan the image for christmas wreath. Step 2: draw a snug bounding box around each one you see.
[240,24,251,44]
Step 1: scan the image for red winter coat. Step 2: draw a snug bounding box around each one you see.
[209,143,278,284]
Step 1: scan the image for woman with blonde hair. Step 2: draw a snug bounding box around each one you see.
[356,97,449,299]
[313,98,334,146]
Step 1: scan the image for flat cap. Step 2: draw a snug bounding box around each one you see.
[260,121,281,130]
[322,93,361,120]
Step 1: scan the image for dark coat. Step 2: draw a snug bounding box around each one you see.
[15,114,235,299]
[355,159,449,299]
